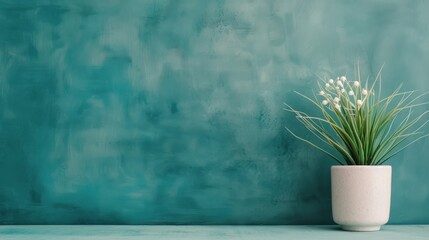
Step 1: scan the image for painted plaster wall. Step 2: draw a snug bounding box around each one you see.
[0,0,428,224]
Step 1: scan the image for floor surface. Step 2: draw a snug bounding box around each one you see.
[0,225,428,239]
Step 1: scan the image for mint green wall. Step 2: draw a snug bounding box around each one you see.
[0,0,428,224]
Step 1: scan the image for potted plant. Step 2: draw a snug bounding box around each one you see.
[285,65,429,231]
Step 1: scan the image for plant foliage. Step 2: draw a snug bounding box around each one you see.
[285,65,429,165]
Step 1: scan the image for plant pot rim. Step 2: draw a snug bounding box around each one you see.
[332,165,391,169]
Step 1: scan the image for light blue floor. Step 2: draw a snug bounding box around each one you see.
[0,225,428,240]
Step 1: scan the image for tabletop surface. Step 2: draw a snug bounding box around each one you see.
[0,225,428,240]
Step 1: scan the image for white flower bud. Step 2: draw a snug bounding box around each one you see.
[362,89,368,95]
[329,79,334,84]
[340,76,347,82]
[335,104,341,110]
[335,86,339,90]
[334,97,340,103]
[354,81,360,87]
[320,90,325,96]
[357,99,363,106]
[322,100,328,105]
[349,90,354,96]
[325,83,330,88]
[337,81,343,87]
[341,89,346,93]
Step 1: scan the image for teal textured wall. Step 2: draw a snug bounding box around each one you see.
[0,0,429,224]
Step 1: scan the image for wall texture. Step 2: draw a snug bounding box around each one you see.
[0,0,429,224]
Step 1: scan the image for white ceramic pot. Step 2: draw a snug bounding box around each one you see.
[331,165,392,232]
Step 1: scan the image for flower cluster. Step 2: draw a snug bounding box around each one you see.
[319,76,369,112]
